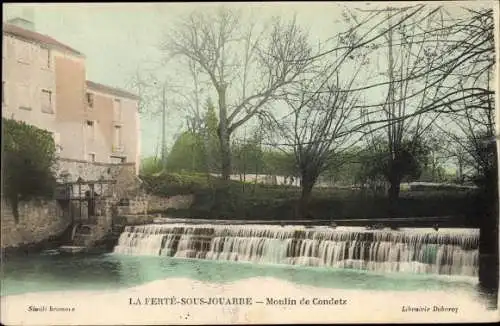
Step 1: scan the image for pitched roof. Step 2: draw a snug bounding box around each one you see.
[3,23,84,57]
[86,80,140,101]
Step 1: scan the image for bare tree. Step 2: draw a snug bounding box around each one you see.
[355,7,449,215]
[276,70,361,217]
[435,72,495,183]
[343,6,494,126]
[128,68,171,167]
[162,7,315,180]
[128,68,167,117]
[421,7,496,185]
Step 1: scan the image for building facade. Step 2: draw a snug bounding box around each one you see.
[2,20,141,177]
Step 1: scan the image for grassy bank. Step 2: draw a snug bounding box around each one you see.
[141,173,479,226]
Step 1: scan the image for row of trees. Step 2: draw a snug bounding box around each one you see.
[132,4,496,218]
[142,114,459,189]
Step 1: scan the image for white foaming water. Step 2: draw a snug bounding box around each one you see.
[113,224,480,277]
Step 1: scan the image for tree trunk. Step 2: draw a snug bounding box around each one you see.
[217,85,232,181]
[431,154,437,182]
[219,132,232,181]
[478,149,499,307]
[457,158,464,184]
[9,195,20,223]
[297,174,315,219]
[203,132,211,174]
[388,172,401,218]
[214,83,234,212]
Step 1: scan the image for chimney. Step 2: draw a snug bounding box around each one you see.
[7,17,35,31]
[6,7,35,31]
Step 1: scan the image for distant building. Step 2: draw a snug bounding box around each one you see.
[2,18,141,178]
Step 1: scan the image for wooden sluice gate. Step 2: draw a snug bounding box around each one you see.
[55,177,118,252]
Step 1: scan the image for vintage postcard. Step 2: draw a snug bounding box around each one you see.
[1,1,499,324]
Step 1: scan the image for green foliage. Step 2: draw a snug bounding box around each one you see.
[166,96,300,178]
[261,150,298,176]
[165,98,222,174]
[165,131,206,173]
[232,137,265,175]
[468,131,497,178]
[203,98,221,173]
[205,98,219,137]
[468,132,497,189]
[356,137,431,187]
[418,165,450,183]
[140,156,163,176]
[143,171,475,223]
[141,172,215,196]
[321,148,364,185]
[2,118,57,220]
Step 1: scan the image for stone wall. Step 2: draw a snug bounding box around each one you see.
[118,214,155,225]
[55,159,141,199]
[56,158,135,181]
[147,194,195,212]
[113,164,144,199]
[117,195,149,216]
[93,199,113,241]
[1,199,70,248]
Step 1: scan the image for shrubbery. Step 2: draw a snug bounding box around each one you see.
[141,172,218,196]
[2,118,57,221]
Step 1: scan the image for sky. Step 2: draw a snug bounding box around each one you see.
[3,1,497,161]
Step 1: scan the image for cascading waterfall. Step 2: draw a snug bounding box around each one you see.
[113,224,479,277]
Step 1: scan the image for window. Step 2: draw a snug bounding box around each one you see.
[113,125,122,151]
[110,156,126,164]
[88,153,96,162]
[86,92,94,108]
[18,84,31,110]
[113,99,122,121]
[16,41,31,64]
[40,47,50,68]
[41,90,53,113]
[86,120,95,140]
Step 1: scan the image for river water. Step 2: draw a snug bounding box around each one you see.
[1,224,497,324]
[0,252,482,296]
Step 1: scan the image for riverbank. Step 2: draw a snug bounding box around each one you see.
[142,173,479,226]
[149,189,478,227]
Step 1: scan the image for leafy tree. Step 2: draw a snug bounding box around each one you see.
[165,131,206,173]
[2,119,57,221]
[466,131,497,189]
[321,148,364,186]
[357,136,430,193]
[232,135,265,176]
[202,98,221,173]
[261,150,298,177]
[164,98,222,175]
[140,156,164,176]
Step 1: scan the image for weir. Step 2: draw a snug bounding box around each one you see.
[113,224,479,277]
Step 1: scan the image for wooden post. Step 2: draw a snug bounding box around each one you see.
[78,183,82,220]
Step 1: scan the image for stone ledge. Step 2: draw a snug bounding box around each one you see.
[58,158,135,167]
